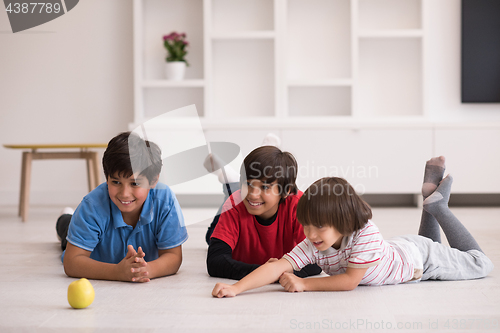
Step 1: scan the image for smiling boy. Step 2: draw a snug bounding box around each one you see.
[57,132,188,282]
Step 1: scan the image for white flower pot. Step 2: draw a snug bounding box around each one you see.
[164,61,186,81]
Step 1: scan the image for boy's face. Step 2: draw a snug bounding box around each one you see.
[303,224,343,251]
[241,179,284,220]
[107,173,157,224]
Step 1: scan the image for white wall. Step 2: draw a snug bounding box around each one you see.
[426,0,500,120]
[0,0,498,207]
[0,0,134,206]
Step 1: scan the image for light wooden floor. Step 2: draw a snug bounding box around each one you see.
[0,205,499,332]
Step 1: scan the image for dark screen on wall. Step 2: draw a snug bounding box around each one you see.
[462,0,500,103]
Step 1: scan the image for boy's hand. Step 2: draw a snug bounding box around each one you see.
[279,272,306,292]
[212,283,238,298]
[117,245,150,283]
[131,246,150,283]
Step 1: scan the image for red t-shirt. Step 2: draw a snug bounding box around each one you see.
[211,189,306,265]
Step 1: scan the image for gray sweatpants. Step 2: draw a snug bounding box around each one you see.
[399,234,494,281]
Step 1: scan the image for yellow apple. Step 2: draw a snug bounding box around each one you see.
[67,278,95,309]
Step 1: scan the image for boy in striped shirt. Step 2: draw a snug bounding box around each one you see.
[212,157,493,297]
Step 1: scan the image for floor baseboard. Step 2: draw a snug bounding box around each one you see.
[176,193,500,208]
[2,190,498,208]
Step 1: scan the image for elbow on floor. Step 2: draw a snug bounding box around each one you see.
[63,264,80,278]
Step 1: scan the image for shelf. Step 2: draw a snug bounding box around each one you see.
[358,30,423,39]
[357,38,422,117]
[288,86,351,117]
[141,0,204,81]
[287,0,351,80]
[143,88,204,119]
[211,0,274,32]
[131,117,476,131]
[129,115,500,132]
[212,39,275,118]
[358,0,422,31]
[142,80,205,88]
[135,0,426,126]
[131,1,500,196]
[211,31,276,40]
[288,79,352,87]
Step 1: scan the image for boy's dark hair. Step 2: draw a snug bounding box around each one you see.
[102,131,162,184]
[240,145,298,202]
[297,177,372,235]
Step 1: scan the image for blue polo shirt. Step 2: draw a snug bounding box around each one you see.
[62,182,188,263]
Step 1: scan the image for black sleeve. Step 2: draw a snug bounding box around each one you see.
[205,182,241,245]
[207,238,323,280]
[205,210,221,245]
[293,263,323,278]
[206,238,260,280]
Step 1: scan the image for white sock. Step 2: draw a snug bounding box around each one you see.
[261,133,281,148]
[60,207,74,216]
[217,166,240,184]
[204,153,240,183]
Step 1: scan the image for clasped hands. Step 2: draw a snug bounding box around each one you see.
[118,244,150,283]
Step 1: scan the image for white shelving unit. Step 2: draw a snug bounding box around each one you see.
[133,0,426,124]
[133,0,206,124]
[131,0,500,196]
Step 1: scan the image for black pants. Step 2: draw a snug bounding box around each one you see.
[205,182,240,245]
[56,214,72,251]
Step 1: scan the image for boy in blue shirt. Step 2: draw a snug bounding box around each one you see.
[56,132,188,282]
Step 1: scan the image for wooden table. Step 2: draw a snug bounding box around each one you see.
[4,144,108,222]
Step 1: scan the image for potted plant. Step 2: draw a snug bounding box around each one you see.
[163,31,189,80]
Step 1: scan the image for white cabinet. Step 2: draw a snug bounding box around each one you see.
[356,0,424,118]
[131,1,500,196]
[204,129,282,158]
[133,0,426,122]
[434,127,500,193]
[134,0,205,123]
[282,127,433,193]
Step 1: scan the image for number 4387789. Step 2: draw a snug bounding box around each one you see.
[444,318,498,330]
[6,3,62,14]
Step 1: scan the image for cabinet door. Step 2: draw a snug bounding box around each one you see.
[204,129,282,158]
[435,128,500,193]
[282,128,432,193]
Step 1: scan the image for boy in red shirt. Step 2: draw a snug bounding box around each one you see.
[206,144,321,279]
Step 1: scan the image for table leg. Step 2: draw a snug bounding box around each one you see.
[85,152,101,191]
[18,153,26,217]
[19,152,32,222]
[86,154,94,192]
[91,152,101,189]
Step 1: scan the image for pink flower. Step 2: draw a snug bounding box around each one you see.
[163,31,189,66]
[163,32,182,41]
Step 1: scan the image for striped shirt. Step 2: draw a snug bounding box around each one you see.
[283,220,419,285]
